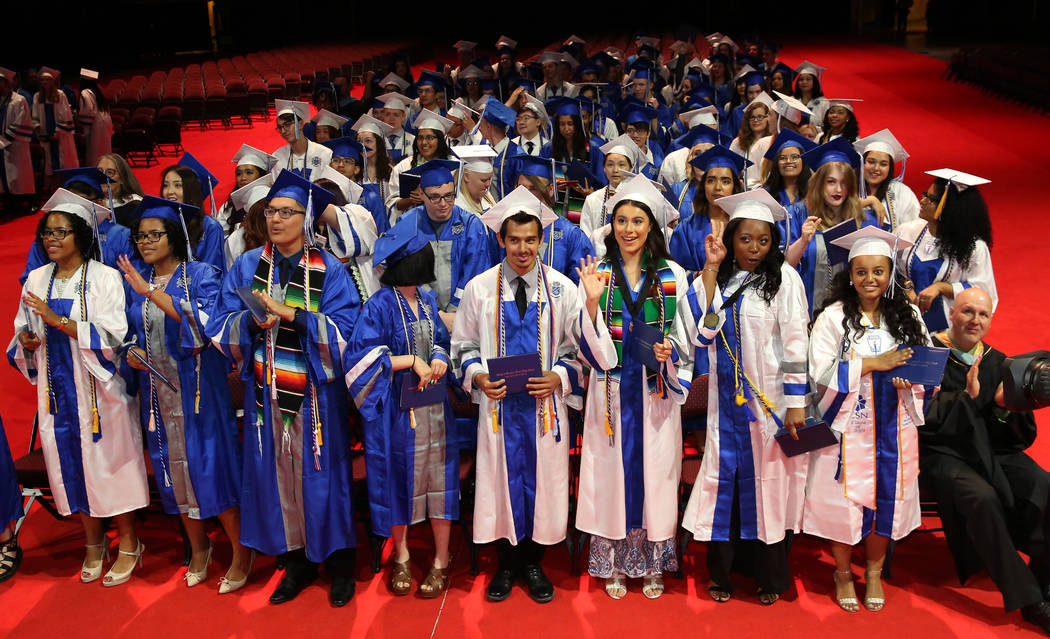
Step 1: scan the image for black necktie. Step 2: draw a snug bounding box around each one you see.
[278,256,294,287]
[388,134,397,148]
[526,141,535,154]
[514,276,527,319]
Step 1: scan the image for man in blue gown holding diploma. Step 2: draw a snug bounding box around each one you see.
[451,185,585,604]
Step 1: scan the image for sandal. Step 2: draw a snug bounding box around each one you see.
[864,569,885,612]
[605,573,627,600]
[389,559,412,596]
[834,569,860,613]
[418,564,450,599]
[708,582,732,603]
[0,535,22,585]
[757,589,780,605]
[642,575,664,599]
[81,542,110,583]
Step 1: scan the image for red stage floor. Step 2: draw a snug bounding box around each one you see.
[2,40,1049,638]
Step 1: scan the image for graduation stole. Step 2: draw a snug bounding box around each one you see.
[251,243,327,467]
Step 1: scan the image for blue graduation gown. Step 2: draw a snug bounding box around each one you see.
[493,141,522,200]
[0,416,22,527]
[345,287,459,536]
[20,217,132,285]
[124,261,241,519]
[358,187,390,235]
[205,246,360,562]
[196,214,226,275]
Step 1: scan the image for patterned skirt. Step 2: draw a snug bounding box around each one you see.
[588,528,678,578]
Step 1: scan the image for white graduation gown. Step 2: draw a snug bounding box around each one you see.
[658,147,689,189]
[879,180,920,231]
[803,301,930,545]
[271,139,333,182]
[8,261,148,517]
[730,135,772,191]
[77,89,112,165]
[681,265,810,543]
[32,92,78,175]
[450,263,584,545]
[0,92,35,194]
[575,261,695,542]
[324,202,381,298]
[579,186,615,240]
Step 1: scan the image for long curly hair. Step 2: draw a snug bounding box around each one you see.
[716,218,784,304]
[929,178,993,270]
[819,107,860,144]
[814,264,928,347]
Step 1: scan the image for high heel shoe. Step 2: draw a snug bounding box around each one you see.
[834,569,860,613]
[218,550,256,594]
[864,569,885,612]
[81,542,110,583]
[185,542,214,588]
[102,541,144,587]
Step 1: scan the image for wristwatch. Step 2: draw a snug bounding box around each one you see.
[59,316,69,327]
[146,283,160,299]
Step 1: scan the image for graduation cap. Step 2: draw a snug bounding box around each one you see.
[771,90,813,125]
[763,130,818,161]
[135,195,201,260]
[769,62,795,84]
[495,35,519,52]
[734,64,758,81]
[230,174,274,214]
[574,61,601,80]
[56,167,108,195]
[374,92,412,113]
[513,152,555,181]
[749,91,776,111]
[589,51,618,69]
[715,190,788,225]
[679,105,720,129]
[311,109,349,131]
[39,66,60,80]
[378,72,411,92]
[599,134,646,171]
[740,70,766,88]
[480,99,517,130]
[405,158,460,189]
[351,113,394,138]
[452,144,497,173]
[507,76,537,93]
[42,188,110,227]
[416,69,447,92]
[231,144,277,172]
[267,169,336,247]
[687,84,716,104]
[689,144,752,176]
[453,40,477,52]
[521,93,549,127]
[480,185,558,235]
[313,165,354,202]
[794,60,826,80]
[829,226,915,295]
[825,98,863,112]
[620,103,659,126]
[801,137,861,171]
[538,51,562,66]
[545,96,582,120]
[322,136,364,162]
[275,99,310,140]
[605,174,677,229]
[412,109,455,136]
[456,65,486,82]
[564,35,587,47]
[80,68,99,81]
[854,129,909,163]
[373,218,432,269]
[636,44,659,60]
[604,47,625,63]
[177,152,220,219]
[707,53,731,67]
[925,168,991,220]
[736,53,762,69]
[447,99,480,121]
[0,67,14,83]
[674,123,722,149]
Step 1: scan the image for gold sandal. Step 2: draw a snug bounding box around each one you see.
[390,559,412,596]
[418,564,450,599]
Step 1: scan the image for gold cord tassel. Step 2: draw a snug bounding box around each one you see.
[492,405,500,433]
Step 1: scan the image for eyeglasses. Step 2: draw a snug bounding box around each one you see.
[275,120,296,131]
[748,114,768,121]
[263,207,306,219]
[38,228,74,240]
[515,114,537,122]
[424,192,456,204]
[330,156,356,166]
[920,191,939,202]
[415,135,439,143]
[777,154,801,163]
[132,230,168,244]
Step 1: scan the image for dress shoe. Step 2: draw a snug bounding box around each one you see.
[102,541,145,587]
[184,542,214,588]
[80,543,109,584]
[521,563,554,603]
[1023,601,1050,636]
[269,568,318,604]
[486,568,515,602]
[330,574,356,607]
[218,550,256,595]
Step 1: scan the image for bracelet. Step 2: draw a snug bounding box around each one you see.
[702,267,719,275]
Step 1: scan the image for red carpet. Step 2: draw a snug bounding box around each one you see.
[3,40,1050,638]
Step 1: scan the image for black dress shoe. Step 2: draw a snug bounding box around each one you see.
[486,568,516,602]
[521,564,554,603]
[1023,601,1050,635]
[269,571,317,604]
[330,575,356,607]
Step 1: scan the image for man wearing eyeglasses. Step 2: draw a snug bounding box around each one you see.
[271,100,332,182]
[512,103,547,157]
[386,159,494,331]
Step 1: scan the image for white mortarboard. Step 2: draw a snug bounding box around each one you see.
[558,52,579,69]
[351,113,394,138]
[480,185,558,234]
[275,99,310,121]
[830,225,914,294]
[378,72,411,92]
[456,65,486,81]
[599,134,646,171]
[670,40,691,55]
[41,188,108,226]
[925,168,990,193]
[538,51,561,66]
[79,68,99,81]
[825,98,863,112]
[311,108,349,131]
[39,66,60,80]
[452,144,497,173]
[680,106,719,129]
[605,174,677,228]
[638,36,661,49]
[794,60,827,80]
[620,169,668,192]
[230,173,274,213]
[715,36,739,54]
[749,91,775,111]
[564,35,587,47]
[412,109,454,135]
[605,47,624,62]
[231,144,277,171]
[854,129,908,162]
[374,92,412,113]
[771,90,812,124]
[522,93,549,126]
[733,64,757,81]
[447,98,480,121]
[454,40,478,52]
[314,165,353,202]
[705,32,725,44]
[495,35,519,50]
[684,57,707,75]
[0,67,14,83]
[715,190,788,224]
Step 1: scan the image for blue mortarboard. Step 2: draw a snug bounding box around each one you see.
[589,51,617,68]
[323,136,364,161]
[267,169,336,246]
[56,167,108,193]
[770,62,795,83]
[406,159,460,189]
[135,195,201,259]
[480,78,501,94]
[736,53,762,68]
[741,71,765,88]
[576,96,598,113]
[688,85,715,103]
[763,130,818,161]
[507,76,537,92]
[689,144,753,176]
[513,152,554,181]
[708,54,730,66]
[675,124,722,149]
[621,104,659,125]
[575,62,600,79]
[482,99,517,129]
[637,44,659,59]
[177,152,219,218]
[372,223,431,268]
[545,96,581,119]
[416,69,446,91]
[802,137,861,171]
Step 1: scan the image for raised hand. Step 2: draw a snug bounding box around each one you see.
[576,256,604,305]
[965,353,982,400]
[800,216,821,243]
[117,254,150,296]
[917,284,941,314]
[704,219,727,267]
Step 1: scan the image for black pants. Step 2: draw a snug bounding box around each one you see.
[925,452,1050,611]
[281,547,356,580]
[495,538,546,572]
[706,484,791,595]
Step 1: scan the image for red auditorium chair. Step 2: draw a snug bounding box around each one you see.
[154,105,183,155]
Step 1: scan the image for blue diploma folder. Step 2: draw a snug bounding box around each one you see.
[628,321,665,372]
[398,173,421,199]
[893,345,950,386]
[486,352,542,395]
[398,372,446,410]
[775,417,837,457]
[823,218,859,266]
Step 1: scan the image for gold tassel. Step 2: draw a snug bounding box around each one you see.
[410,408,417,430]
[194,357,201,414]
[492,406,499,433]
[605,411,613,437]
[735,390,747,406]
[92,408,100,435]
